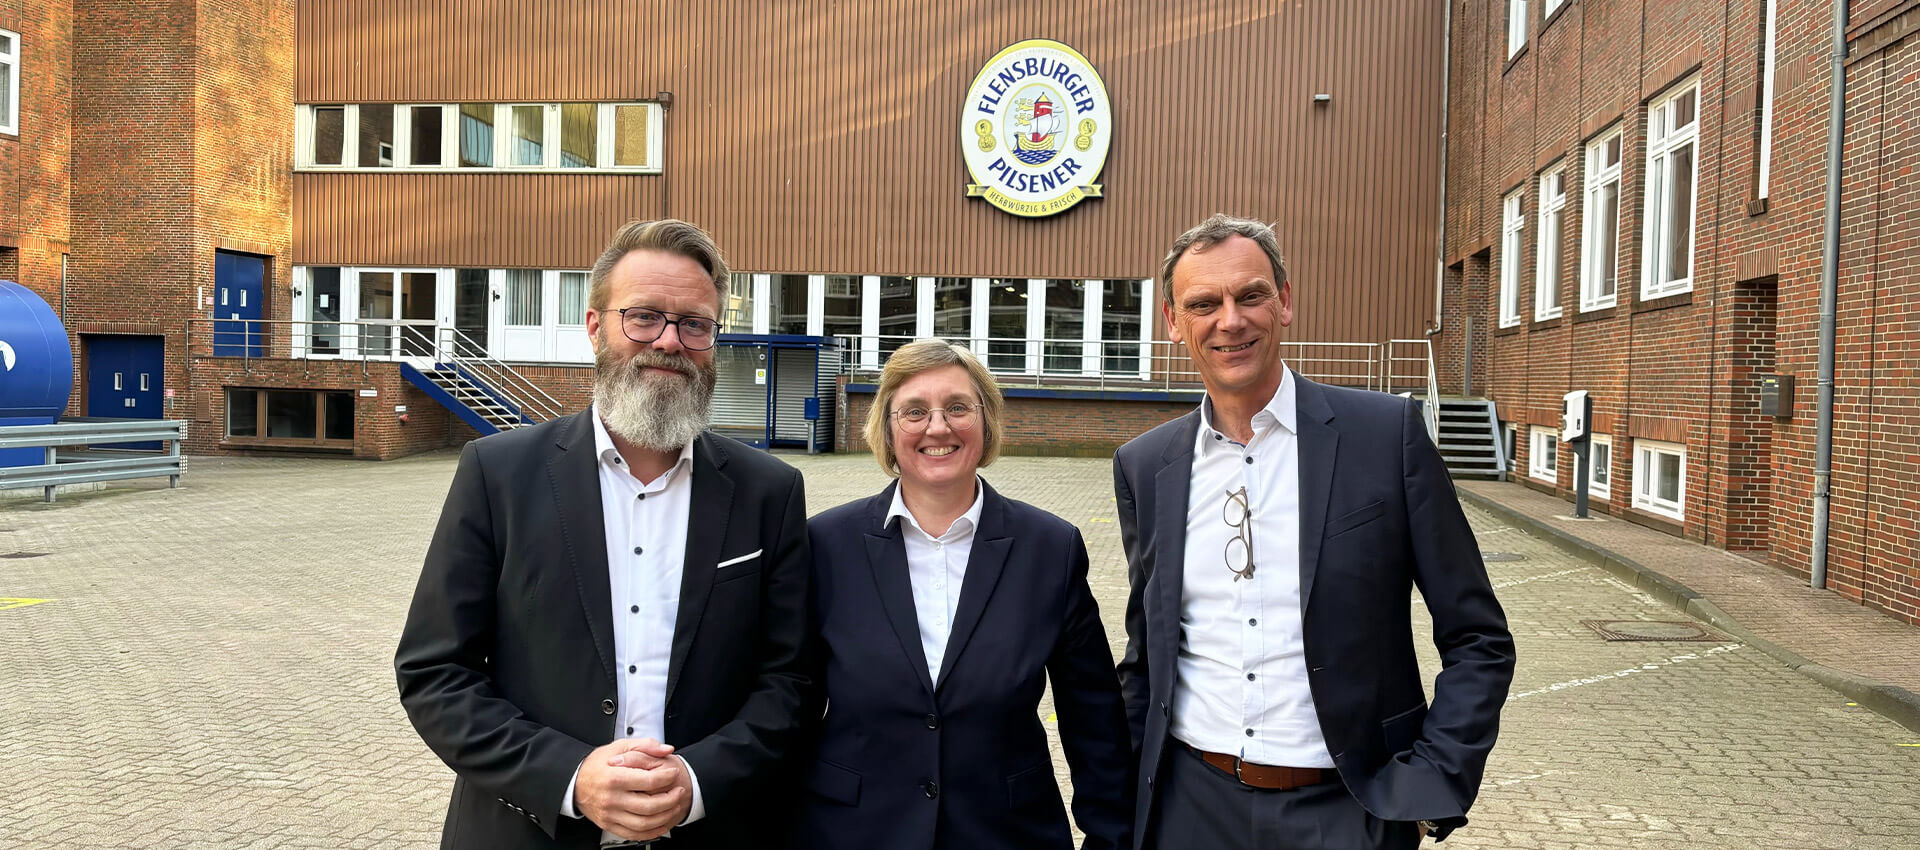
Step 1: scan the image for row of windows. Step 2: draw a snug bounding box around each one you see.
[1,28,18,136]
[1519,426,1686,520]
[295,102,663,172]
[1500,78,1698,328]
[289,266,1156,379]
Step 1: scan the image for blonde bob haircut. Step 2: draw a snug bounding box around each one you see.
[863,339,1005,477]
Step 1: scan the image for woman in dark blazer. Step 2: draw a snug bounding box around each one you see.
[796,339,1133,850]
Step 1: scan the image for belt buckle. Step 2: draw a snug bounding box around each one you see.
[1233,756,1246,784]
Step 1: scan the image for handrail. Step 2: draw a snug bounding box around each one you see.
[431,326,565,423]
[834,334,1385,392]
[1385,338,1440,443]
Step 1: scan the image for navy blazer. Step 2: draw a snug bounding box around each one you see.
[1113,377,1515,847]
[396,412,815,850]
[796,480,1134,850]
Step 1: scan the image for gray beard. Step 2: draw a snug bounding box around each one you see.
[592,345,717,453]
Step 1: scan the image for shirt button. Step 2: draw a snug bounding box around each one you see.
[1247,672,1256,681]
[633,546,643,555]
[628,665,637,674]
[1244,456,1254,465]
[626,726,634,735]
[630,605,639,614]
[637,493,646,501]
[1248,618,1258,626]
[1245,728,1255,737]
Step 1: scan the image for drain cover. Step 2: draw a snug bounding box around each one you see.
[0,552,49,559]
[1582,620,1724,642]
[1481,551,1527,562]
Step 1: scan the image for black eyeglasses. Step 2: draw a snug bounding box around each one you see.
[1224,486,1255,582]
[605,307,720,351]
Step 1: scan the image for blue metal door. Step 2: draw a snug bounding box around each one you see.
[85,335,165,449]
[214,251,265,357]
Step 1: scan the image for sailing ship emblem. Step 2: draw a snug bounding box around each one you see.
[1010,91,1065,165]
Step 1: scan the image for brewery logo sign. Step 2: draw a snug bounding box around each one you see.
[961,39,1112,217]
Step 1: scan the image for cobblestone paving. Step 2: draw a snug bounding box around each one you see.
[1,450,1916,848]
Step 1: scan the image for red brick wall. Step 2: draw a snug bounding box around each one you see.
[841,388,1200,458]
[0,0,74,319]
[185,357,459,460]
[1444,0,1920,625]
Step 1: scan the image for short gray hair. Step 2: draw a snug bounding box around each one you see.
[1158,213,1289,304]
[589,219,731,313]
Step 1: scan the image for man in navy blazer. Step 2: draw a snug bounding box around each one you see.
[1113,215,1515,849]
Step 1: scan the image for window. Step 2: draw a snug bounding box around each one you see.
[1643,79,1700,299]
[1042,279,1086,375]
[1100,279,1148,376]
[876,276,917,359]
[986,279,1029,372]
[1588,435,1612,499]
[1502,422,1518,474]
[1529,428,1558,482]
[557,272,589,326]
[931,277,973,344]
[408,105,445,166]
[767,275,809,335]
[227,389,355,448]
[1543,0,1565,18]
[1633,440,1686,519]
[0,29,19,135]
[458,103,495,167]
[504,269,542,327]
[1535,167,1566,320]
[1581,128,1623,311]
[1507,0,1527,58]
[820,275,862,346]
[559,103,596,168]
[1757,0,1777,199]
[1500,190,1524,328]
[298,103,663,171]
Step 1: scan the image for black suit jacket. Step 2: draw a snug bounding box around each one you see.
[395,411,814,850]
[796,480,1133,850]
[1113,377,1515,846]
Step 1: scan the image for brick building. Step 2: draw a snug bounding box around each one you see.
[1436,0,1920,624]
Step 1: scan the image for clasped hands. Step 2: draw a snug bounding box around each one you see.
[574,738,694,843]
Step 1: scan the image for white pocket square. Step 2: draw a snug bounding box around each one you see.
[716,550,762,569]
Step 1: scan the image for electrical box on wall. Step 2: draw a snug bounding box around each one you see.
[1758,374,1794,419]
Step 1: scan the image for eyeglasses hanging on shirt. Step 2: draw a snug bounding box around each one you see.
[1223,485,1256,581]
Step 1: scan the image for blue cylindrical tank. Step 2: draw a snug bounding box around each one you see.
[1,280,75,467]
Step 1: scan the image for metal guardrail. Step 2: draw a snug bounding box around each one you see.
[0,419,188,503]
[835,335,1386,392]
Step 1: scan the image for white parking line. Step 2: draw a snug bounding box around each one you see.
[1506,644,1746,702]
[1492,567,1588,589]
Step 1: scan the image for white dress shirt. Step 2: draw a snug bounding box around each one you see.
[1171,367,1335,768]
[560,408,705,843]
[886,479,986,683]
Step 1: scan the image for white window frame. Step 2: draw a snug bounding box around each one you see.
[1543,0,1566,19]
[0,29,19,136]
[1632,439,1687,520]
[1581,127,1623,311]
[1757,0,1778,199]
[1535,165,1566,320]
[1529,428,1558,483]
[293,103,663,173]
[1641,78,1701,300]
[1588,434,1613,500]
[1507,0,1528,58]
[1499,190,1524,328]
[1501,422,1518,474]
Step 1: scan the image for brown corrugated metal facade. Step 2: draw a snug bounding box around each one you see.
[293,0,1447,344]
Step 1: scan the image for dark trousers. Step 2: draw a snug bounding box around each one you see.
[1146,745,1421,850]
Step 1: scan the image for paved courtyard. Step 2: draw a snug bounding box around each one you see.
[2,450,1917,848]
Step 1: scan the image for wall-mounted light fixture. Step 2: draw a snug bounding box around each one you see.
[1313,93,1332,104]
[657,91,675,109]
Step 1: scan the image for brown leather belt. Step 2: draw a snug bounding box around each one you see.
[1186,744,1336,790]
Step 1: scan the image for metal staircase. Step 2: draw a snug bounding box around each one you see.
[398,327,566,436]
[1435,398,1507,479]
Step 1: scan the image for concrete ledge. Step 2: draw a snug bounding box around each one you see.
[1459,488,1920,735]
